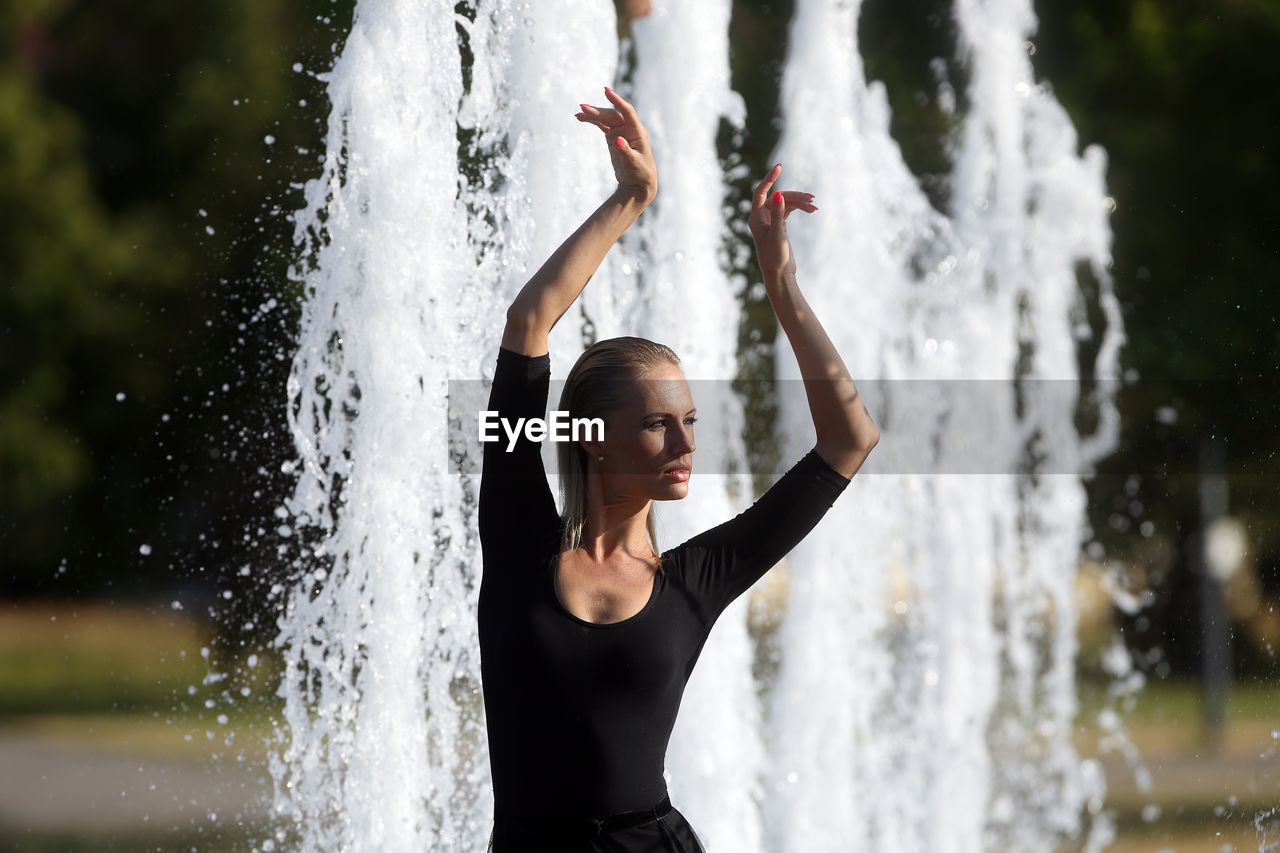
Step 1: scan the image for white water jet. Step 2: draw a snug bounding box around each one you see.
[272,1,485,849]
[269,1,1122,851]
[765,0,1123,851]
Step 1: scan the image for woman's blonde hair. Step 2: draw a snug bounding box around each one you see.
[556,336,681,569]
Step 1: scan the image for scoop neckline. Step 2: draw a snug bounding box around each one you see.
[548,553,661,629]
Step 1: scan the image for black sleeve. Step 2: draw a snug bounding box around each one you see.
[477,347,561,572]
[672,448,852,619]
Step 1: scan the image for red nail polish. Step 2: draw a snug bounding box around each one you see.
[615,136,625,148]
[580,104,591,111]
[772,191,784,205]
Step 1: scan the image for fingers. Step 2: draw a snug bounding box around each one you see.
[602,85,641,126]
[752,165,819,210]
[573,88,637,130]
[577,104,622,125]
[752,163,783,210]
[575,103,623,133]
[751,185,816,234]
[770,190,788,241]
[782,190,818,216]
[576,115,613,133]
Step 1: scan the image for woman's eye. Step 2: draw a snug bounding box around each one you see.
[646,417,695,430]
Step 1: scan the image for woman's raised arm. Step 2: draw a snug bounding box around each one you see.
[502,87,658,357]
[747,163,880,479]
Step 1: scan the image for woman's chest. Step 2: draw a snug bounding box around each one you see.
[492,569,704,701]
[553,550,657,625]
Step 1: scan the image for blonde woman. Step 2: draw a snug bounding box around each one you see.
[477,86,878,852]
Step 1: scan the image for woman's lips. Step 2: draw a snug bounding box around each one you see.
[663,467,691,482]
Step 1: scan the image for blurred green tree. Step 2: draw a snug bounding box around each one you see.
[1032,0,1280,679]
[1,0,351,606]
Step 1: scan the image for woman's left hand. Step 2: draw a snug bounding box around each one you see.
[576,87,658,205]
[748,163,817,284]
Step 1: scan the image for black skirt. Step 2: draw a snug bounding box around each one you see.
[486,796,707,853]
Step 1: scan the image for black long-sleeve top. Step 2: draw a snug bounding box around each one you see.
[477,346,851,819]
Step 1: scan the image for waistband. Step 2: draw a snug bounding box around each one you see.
[494,795,672,838]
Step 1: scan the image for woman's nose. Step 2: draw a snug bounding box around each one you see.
[672,423,695,455]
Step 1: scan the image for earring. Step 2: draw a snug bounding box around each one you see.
[597,456,604,462]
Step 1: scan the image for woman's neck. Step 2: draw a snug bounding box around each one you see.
[575,495,653,562]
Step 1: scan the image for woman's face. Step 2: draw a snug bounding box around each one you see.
[594,361,696,502]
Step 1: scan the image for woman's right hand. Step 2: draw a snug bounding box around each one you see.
[576,87,658,205]
[748,163,817,284]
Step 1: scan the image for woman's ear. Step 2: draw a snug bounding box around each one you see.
[578,436,603,461]
[577,409,612,462]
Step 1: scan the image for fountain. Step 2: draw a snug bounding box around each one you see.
[268,0,1123,851]
[763,0,1122,850]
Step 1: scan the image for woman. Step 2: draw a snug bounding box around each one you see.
[476,86,879,852]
